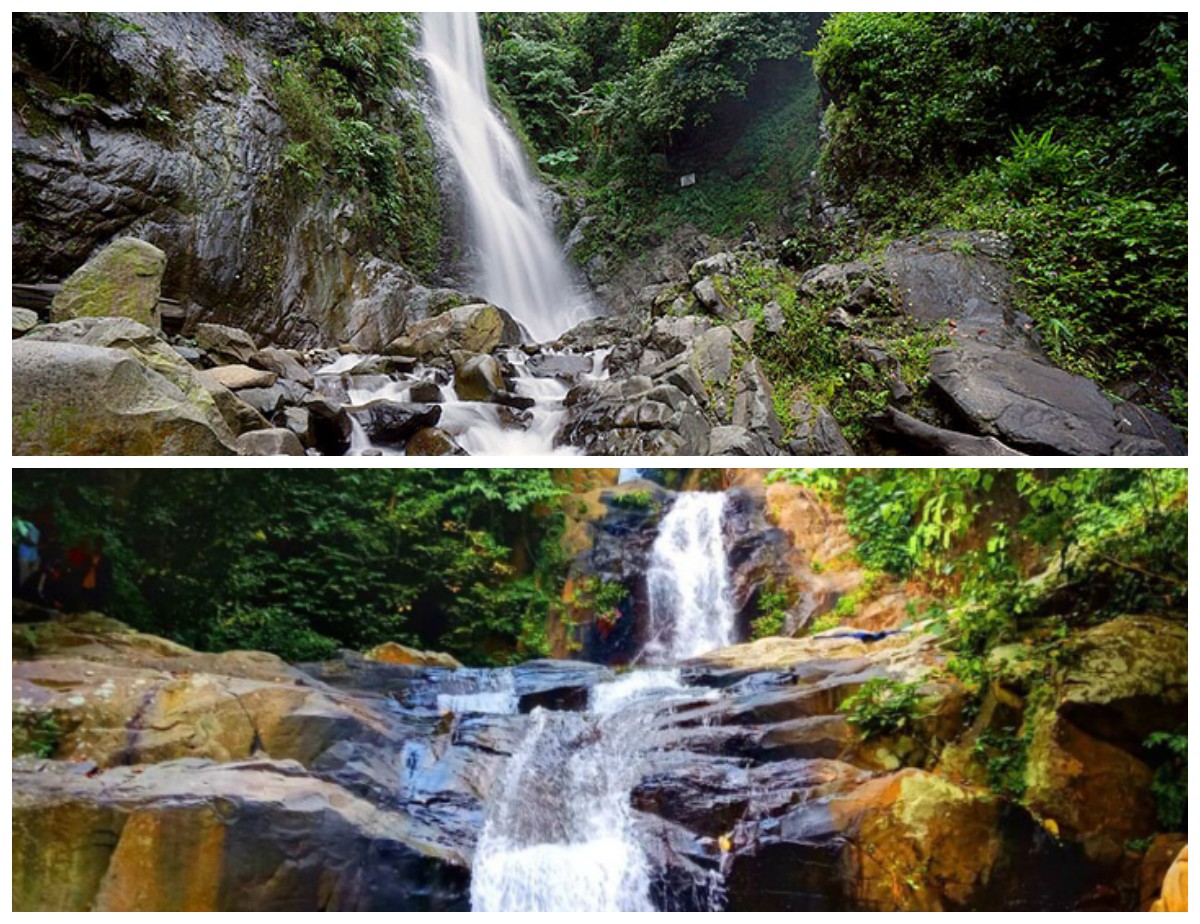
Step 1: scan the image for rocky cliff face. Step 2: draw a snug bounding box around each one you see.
[12,13,437,352]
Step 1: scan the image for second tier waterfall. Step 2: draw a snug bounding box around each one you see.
[419,12,593,343]
[642,492,737,662]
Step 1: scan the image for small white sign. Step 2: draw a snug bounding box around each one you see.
[680,174,696,188]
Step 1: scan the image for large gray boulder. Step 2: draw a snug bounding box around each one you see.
[49,238,167,328]
[384,304,522,361]
[930,342,1181,455]
[558,378,711,455]
[13,339,235,455]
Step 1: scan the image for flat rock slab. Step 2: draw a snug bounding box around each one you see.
[200,364,277,390]
[929,343,1177,455]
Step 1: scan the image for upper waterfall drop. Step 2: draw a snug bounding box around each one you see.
[642,492,738,663]
[419,12,594,344]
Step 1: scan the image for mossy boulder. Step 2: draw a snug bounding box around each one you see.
[384,304,522,361]
[13,339,235,456]
[50,238,166,327]
[363,642,462,669]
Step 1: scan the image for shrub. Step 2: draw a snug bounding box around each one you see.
[840,677,923,739]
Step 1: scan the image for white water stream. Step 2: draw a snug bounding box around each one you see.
[468,492,738,912]
[420,12,594,343]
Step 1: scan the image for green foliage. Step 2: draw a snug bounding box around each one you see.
[13,714,62,759]
[270,13,440,274]
[750,578,793,640]
[609,490,657,511]
[1145,726,1187,831]
[812,13,1187,421]
[840,677,923,739]
[12,470,569,667]
[973,727,1030,799]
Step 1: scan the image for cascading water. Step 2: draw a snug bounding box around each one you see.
[466,491,739,912]
[470,671,713,912]
[642,492,738,663]
[420,12,594,343]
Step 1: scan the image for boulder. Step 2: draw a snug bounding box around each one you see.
[524,352,594,383]
[13,306,39,335]
[235,384,289,419]
[929,342,1179,455]
[453,353,507,402]
[13,339,234,455]
[882,231,1039,353]
[49,238,166,328]
[199,364,277,391]
[236,428,306,456]
[385,304,521,361]
[692,277,736,321]
[352,401,441,447]
[364,642,462,670]
[406,427,466,456]
[688,326,736,384]
[12,759,470,911]
[194,323,259,366]
[788,400,853,455]
[303,396,353,456]
[22,317,236,440]
[708,426,771,456]
[1150,845,1188,912]
[732,358,783,444]
[251,347,314,388]
[202,381,273,435]
[558,379,711,456]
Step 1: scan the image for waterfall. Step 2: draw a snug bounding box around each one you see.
[642,493,738,663]
[420,12,594,344]
[470,672,713,912]
[467,492,737,911]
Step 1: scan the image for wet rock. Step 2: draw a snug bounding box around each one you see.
[930,342,1182,455]
[194,322,259,365]
[203,383,273,436]
[303,396,352,456]
[512,660,614,713]
[492,391,536,411]
[352,401,440,447]
[525,352,593,383]
[13,307,39,335]
[385,304,522,361]
[13,339,234,455]
[49,238,166,328]
[454,353,506,402]
[558,379,711,456]
[408,381,443,403]
[199,364,277,391]
[406,427,467,456]
[236,427,306,456]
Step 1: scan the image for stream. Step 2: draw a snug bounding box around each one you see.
[460,493,734,911]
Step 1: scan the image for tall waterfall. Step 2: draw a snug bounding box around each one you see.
[420,12,593,343]
[642,492,738,663]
